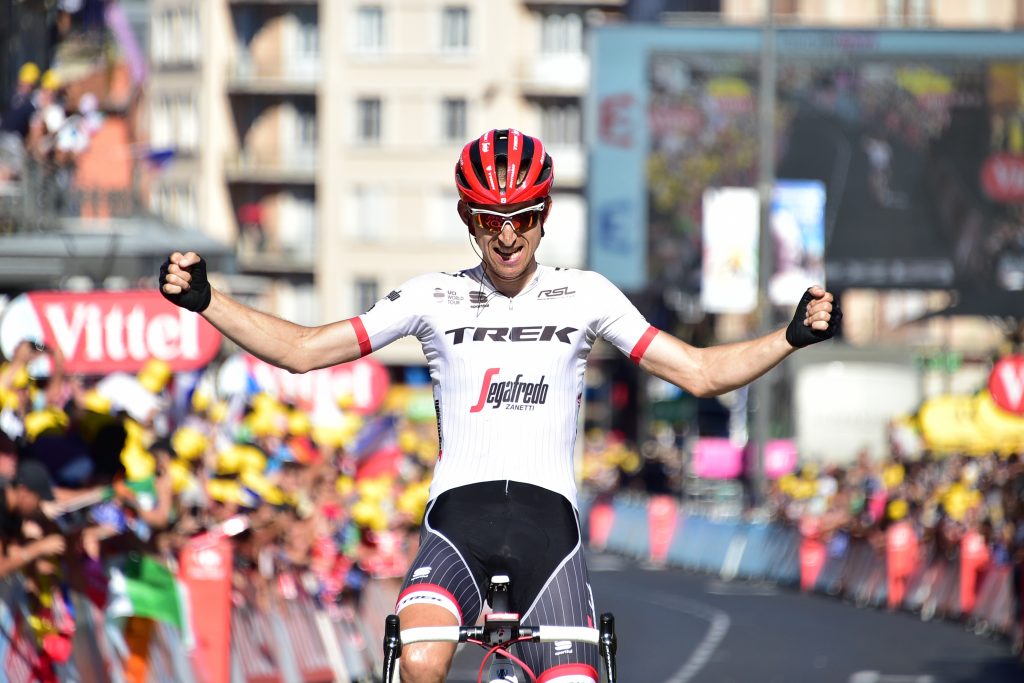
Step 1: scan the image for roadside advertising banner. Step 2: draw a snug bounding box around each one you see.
[0,290,220,374]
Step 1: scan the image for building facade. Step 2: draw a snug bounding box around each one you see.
[147,0,625,365]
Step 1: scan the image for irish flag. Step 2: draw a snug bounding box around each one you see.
[106,555,191,641]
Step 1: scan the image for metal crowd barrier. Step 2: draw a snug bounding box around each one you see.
[584,494,1024,653]
[1,572,379,683]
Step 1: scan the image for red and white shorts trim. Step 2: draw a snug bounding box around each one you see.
[537,663,599,683]
[395,583,463,625]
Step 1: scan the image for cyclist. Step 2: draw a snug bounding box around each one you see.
[160,128,840,683]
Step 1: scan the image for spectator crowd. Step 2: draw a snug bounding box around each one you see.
[0,337,436,678]
[0,61,103,199]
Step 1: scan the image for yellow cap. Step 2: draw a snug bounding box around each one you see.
[215,445,245,475]
[239,445,266,473]
[887,498,909,521]
[169,459,192,494]
[191,387,212,413]
[40,70,60,91]
[121,443,156,481]
[208,401,228,424]
[287,410,311,437]
[24,408,69,441]
[171,427,208,462]
[11,366,30,390]
[18,63,40,85]
[138,359,172,394]
[82,389,112,415]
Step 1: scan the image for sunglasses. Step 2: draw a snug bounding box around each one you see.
[467,202,546,234]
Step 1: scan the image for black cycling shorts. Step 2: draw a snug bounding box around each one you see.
[396,480,598,679]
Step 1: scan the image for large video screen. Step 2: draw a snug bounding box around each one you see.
[590,28,1024,297]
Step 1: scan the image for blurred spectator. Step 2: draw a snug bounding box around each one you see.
[9,62,40,112]
[0,459,64,579]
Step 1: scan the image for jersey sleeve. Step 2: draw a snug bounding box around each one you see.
[587,271,659,363]
[353,274,433,354]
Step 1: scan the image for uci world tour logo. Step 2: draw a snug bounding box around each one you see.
[470,368,549,413]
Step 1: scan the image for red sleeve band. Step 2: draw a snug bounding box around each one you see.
[347,317,372,357]
[629,325,659,364]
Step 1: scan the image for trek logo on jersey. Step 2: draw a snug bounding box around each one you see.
[445,325,578,344]
[537,287,576,299]
[470,368,550,412]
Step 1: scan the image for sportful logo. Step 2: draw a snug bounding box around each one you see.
[445,326,578,345]
[553,641,573,656]
[412,567,432,580]
[470,369,549,413]
[468,291,489,309]
[537,287,576,299]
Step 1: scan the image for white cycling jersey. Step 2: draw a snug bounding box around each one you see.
[353,264,656,507]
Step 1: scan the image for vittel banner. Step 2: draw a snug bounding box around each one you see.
[0,291,222,373]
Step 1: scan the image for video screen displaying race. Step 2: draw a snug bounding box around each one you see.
[645,50,1024,295]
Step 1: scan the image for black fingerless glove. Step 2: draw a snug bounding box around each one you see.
[159,257,212,313]
[785,288,842,348]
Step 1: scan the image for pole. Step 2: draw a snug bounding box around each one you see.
[751,0,777,507]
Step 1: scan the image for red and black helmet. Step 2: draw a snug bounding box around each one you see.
[455,129,553,205]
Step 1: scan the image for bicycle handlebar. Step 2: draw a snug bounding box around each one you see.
[399,624,601,646]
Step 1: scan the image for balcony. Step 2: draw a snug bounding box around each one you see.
[547,145,585,188]
[0,167,232,287]
[225,149,317,185]
[520,53,589,96]
[228,55,320,95]
[227,0,318,5]
[235,199,316,274]
[522,1,626,6]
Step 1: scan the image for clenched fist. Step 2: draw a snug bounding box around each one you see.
[159,251,212,313]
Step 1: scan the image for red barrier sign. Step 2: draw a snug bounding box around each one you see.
[243,353,389,415]
[647,495,678,566]
[0,291,221,374]
[988,354,1024,415]
[179,534,233,683]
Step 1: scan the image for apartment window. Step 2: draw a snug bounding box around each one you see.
[352,186,390,239]
[354,278,380,314]
[540,12,582,55]
[885,0,931,26]
[150,93,198,152]
[155,184,196,228]
[356,5,384,52]
[356,97,382,143]
[151,8,199,66]
[441,6,469,52]
[441,98,467,142]
[539,101,581,146]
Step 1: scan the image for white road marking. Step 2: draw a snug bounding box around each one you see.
[703,579,779,597]
[602,586,731,683]
[849,671,936,683]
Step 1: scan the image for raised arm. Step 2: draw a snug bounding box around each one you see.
[159,252,363,373]
[638,286,840,398]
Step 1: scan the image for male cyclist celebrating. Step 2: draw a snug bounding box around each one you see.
[160,129,840,683]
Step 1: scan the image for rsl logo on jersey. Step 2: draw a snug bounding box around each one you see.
[470,368,550,413]
[537,286,576,300]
